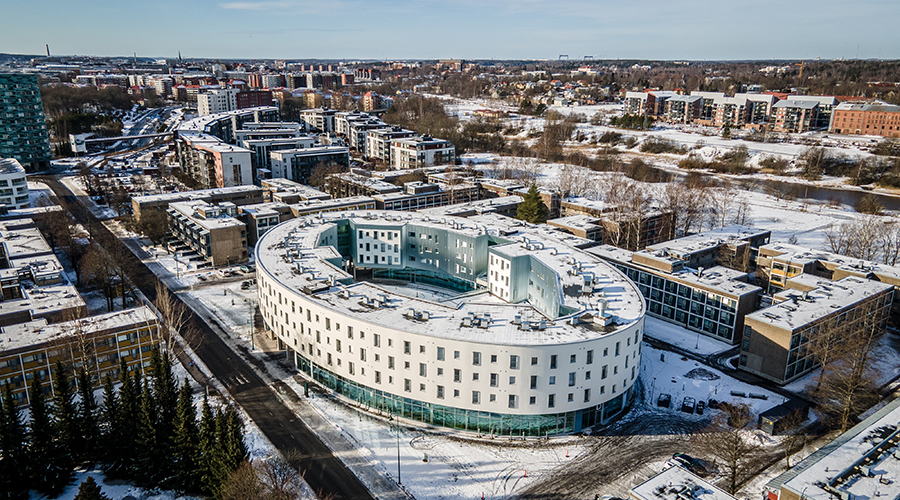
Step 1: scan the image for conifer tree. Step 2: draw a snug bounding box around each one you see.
[517,184,550,224]
[52,362,79,468]
[73,476,110,500]
[135,379,160,486]
[30,375,72,497]
[0,385,29,500]
[77,368,99,464]
[107,361,139,478]
[171,380,200,494]
[198,397,219,497]
[222,408,247,472]
[98,373,120,468]
[150,347,177,483]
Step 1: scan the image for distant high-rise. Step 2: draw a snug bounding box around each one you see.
[0,74,52,172]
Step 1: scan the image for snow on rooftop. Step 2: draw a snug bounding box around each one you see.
[255,211,644,346]
[631,466,736,500]
[0,306,157,352]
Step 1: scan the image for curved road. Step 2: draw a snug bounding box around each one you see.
[38,176,375,500]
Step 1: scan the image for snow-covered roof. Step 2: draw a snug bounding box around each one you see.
[0,158,26,175]
[169,200,244,230]
[646,225,770,258]
[631,465,736,500]
[255,211,644,346]
[773,100,819,110]
[760,243,900,285]
[417,195,522,217]
[0,306,157,352]
[747,276,893,331]
[769,397,900,500]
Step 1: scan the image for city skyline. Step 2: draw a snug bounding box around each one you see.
[2,0,899,61]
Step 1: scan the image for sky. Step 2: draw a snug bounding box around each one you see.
[1,0,899,61]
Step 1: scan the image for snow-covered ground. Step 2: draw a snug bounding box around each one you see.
[643,316,734,356]
[27,180,54,207]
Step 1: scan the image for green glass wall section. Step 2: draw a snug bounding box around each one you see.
[296,352,628,435]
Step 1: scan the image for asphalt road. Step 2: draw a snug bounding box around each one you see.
[39,176,375,500]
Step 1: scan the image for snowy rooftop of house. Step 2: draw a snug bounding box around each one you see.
[133,185,262,205]
[747,276,893,331]
[630,466,736,500]
[787,95,838,106]
[289,196,375,215]
[768,397,900,500]
[588,245,760,298]
[467,213,597,249]
[647,225,770,258]
[255,211,644,346]
[835,101,900,113]
[238,202,290,218]
[0,158,26,175]
[666,95,703,104]
[392,135,453,146]
[418,195,523,217]
[261,180,330,200]
[176,106,279,136]
[547,214,603,231]
[330,173,401,193]
[0,224,54,259]
[773,100,819,110]
[169,200,245,230]
[563,197,614,213]
[0,306,157,352]
[760,243,900,284]
[269,146,349,158]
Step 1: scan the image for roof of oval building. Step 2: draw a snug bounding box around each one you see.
[255,211,645,346]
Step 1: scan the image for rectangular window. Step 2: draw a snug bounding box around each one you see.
[602,365,608,379]
[530,375,537,389]
[508,395,518,409]
[570,354,576,364]
[615,342,620,356]
[509,355,519,369]
[586,350,593,364]
[374,334,381,347]
[549,376,556,385]
[490,354,497,363]
[584,389,591,402]
[360,348,366,361]
[388,356,395,369]
[490,373,498,387]
[473,352,481,366]
[550,355,557,369]
[419,363,427,377]
[548,394,555,408]
[531,356,538,365]
[437,347,445,361]
[375,371,381,384]
[403,341,411,354]
[472,391,481,404]
[453,369,461,382]
[437,386,444,399]
[568,372,576,386]
[404,379,411,392]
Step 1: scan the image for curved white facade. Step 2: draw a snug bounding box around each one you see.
[257,211,646,435]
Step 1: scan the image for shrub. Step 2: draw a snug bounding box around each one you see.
[759,155,790,175]
[598,131,622,144]
[640,138,689,154]
[855,194,883,215]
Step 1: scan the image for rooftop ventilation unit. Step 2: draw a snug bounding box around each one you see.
[511,314,522,325]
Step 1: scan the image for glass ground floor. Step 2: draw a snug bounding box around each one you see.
[294,351,631,436]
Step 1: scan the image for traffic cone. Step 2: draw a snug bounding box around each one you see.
[566,450,569,458]
[524,469,527,477]
[482,493,485,500]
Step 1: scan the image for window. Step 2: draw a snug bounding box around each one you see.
[490,373,498,387]
[568,372,576,386]
[374,334,381,347]
[419,345,425,354]
[586,350,593,364]
[437,347,445,361]
[584,389,591,402]
[419,363,427,377]
[530,375,537,389]
[473,352,481,366]
[490,354,497,363]
[509,355,519,369]
[375,371,381,384]
[404,379,411,392]
[388,356,395,369]
[472,391,481,404]
[508,395,518,409]
[602,365,608,379]
[472,373,479,381]
[603,348,608,357]
[615,342,620,356]
[550,355,557,369]
[453,369,461,382]
[360,348,366,361]
[549,376,556,385]
[348,362,355,375]
[509,376,516,385]
[437,386,444,399]
[568,393,574,402]
[548,394,555,408]
[454,350,460,359]
[529,396,536,405]
[570,354,576,364]
[531,356,538,365]
[404,341,411,354]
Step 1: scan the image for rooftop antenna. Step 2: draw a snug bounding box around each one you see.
[45,44,50,57]
[133,52,137,66]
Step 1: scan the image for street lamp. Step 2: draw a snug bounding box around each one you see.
[389,413,401,485]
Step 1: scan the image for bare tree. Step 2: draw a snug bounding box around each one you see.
[707,182,738,230]
[880,221,900,266]
[824,217,882,261]
[659,179,708,238]
[221,452,309,500]
[804,316,852,392]
[780,412,809,468]
[693,403,766,494]
[154,281,198,363]
[556,164,593,198]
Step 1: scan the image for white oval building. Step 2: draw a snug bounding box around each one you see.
[256,211,646,435]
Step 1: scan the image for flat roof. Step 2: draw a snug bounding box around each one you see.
[631,466,735,500]
[770,397,900,500]
[255,211,644,346]
[134,185,262,205]
[773,100,819,110]
[0,158,26,175]
[647,225,770,257]
[761,242,900,284]
[0,306,156,352]
[417,195,523,217]
[169,200,245,230]
[747,276,893,331]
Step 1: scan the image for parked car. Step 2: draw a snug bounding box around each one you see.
[657,393,671,408]
[681,397,696,414]
[672,453,716,477]
[696,400,705,415]
[707,399,720,410]
[240,264,256,273]
[241,280,254,290]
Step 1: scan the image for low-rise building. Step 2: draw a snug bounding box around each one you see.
[739,275,893,384]
[168,200,248,266]
[559,198,675,250]
[132,185,264,223]
[238,202,295,245]
[260,178,330,203]
[830,102,900,138]
[268,146,350,184]
[326,172,402,198]
[418,195,523,218]
[371,182,480,211]
[365,127,415,164]
[766,397,900,500]
[631,466,736,500]
[390,135,456,170]
[773,100,819,133]
[300,108,336,134]
[288,195,376,217]
[0,306,160,405]
[0,158,30,210]
[664,95,703,124]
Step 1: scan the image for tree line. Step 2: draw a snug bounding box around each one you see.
[0,347,247,499]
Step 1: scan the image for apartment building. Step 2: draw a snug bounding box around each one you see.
[0,158,30,210]
[690,91,727,122]
[390,135,456,170]
[236,90,274,109]
[300,108,337,134]
[168,200,249,266]
[371,182,480,211]
[197,88,239,116]
[787,95,838,129]
[829,102,900,138]
[739,276,893,384]
[0,306,160,405]
[326,172,402,198]
[348,118,390,154]
[664,95,703,124]
[773,100,819,133]
[756,242,900,293]
[238,202,295,245]
[260,178,330,203]
[624,90,679,117]
[365,127,415,164]
[558,197,674,250]
[0,73,52,172]
[288,195,376,217]
[418,195,523,218]
[132,185,264,223]
[268,146,350,184]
